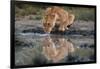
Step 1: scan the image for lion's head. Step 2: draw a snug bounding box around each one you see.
[42,7,58,33]
[42,6,75,33]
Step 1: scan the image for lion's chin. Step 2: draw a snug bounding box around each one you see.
[43,28,52,34]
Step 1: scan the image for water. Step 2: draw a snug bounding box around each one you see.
[15,32,95,66]
[15,20,95,66]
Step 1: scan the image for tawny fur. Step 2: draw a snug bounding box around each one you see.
[42,6,75,33]
[42,36,75,62]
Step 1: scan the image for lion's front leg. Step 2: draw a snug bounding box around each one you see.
[58,24,66,32]
[59,20,69,32]
[66,27,69,30]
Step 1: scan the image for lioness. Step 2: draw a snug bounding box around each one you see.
[42,6,75,33]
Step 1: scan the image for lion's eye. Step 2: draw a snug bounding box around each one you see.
[47,23,50,26]
[51,14,55,16]
[50,15,55,19]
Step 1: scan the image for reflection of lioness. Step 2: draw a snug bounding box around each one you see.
[42,6,75,33]
[42,36,75,63]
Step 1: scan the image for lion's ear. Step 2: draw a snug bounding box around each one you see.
[45,7,52,13]
[68,14,75,24]
[46,7,52,11]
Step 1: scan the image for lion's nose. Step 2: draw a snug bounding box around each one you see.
[47,23,50,26]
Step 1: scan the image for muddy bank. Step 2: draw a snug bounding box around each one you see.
[15,19,95,35]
